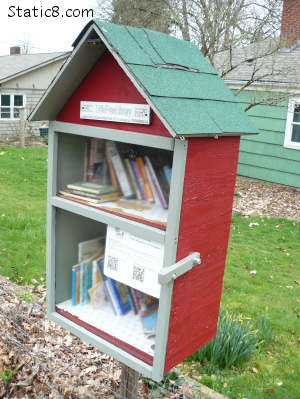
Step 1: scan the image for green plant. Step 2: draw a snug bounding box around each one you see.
[15,291,33,302]
[256,314,273,349]
[1,365,22,385]
[186,309,259,369]
[144,368,186,397]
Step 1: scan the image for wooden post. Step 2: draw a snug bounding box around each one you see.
[120,364,139,399]
[19,108,25,147]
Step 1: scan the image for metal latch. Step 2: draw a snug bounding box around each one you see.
[158,252,201,285]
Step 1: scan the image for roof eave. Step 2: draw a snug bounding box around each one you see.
[0,53,70,85]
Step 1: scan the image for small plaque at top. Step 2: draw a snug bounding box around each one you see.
[80,101,151,125]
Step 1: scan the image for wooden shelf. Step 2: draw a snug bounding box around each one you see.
[52,196,167,244]
[56,299,155,365]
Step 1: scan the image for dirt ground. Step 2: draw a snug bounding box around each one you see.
[0,176,299,398]
[233,176,300,221]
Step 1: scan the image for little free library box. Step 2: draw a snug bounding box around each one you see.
[29,20,258,381]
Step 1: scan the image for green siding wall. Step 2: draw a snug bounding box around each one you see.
[235,90,300,188]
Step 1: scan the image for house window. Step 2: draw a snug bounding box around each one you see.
[0,94,25,120]
[284,98,300,150]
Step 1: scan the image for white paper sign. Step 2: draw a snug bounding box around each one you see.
[104,226,164,298]
[80,101,151,125]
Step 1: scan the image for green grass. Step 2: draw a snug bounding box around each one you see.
[0,147,47,283]
[0,147,299,398]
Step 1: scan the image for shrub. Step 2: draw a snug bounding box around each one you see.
[186,309,259,369]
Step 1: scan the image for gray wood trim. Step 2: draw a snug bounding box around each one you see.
[152,139,188,381]
[53,121,174,151]
[51,196,166,244]
[46,123,58,314]
[29,25,104,122]
[49,312,153,378]
[158,252,201,285]
[92,24,176,138]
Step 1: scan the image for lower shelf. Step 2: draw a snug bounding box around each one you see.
[56,300,155,365]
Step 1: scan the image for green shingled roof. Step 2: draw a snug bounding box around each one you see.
[93,20,258,136]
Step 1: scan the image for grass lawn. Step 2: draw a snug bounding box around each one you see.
[0,147,299,398]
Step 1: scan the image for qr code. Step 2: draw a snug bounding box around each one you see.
[132,265,145,283]
[107,256,118,271]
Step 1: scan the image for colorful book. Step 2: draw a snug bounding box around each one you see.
[87,138,96,182]
[105,279,132,315]
[67,181,118,195]
[141,311,158,336]
[136,157,154,202]
[144,155,168,209]
[78,237,105,263]
[126,286,137,314]
[124,158,141,200]
[131,288,141,313]
[130,160,146,200]
[72,263,81,306]
[96,258,117,315]
[145,163,160,205]
[106,141,135,199]
[105,144,119,190]
[88,281,106,309]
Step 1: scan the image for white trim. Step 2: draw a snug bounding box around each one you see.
[0,93,26,120]
[284,98,300,150]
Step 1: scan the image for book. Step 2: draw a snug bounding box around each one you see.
[87,138,96,182]
[136,157,154,202]
[88,281,106,309]
[96,258,131,315]
[59,189,119,204]
[145,163,160,205]
[78,237,105,263]
[144,156,168,209]
[130,160,146,200]
[124,158,141,200]
[67,181,118,195]
[141,311,158,336]
[105,144,120,191]
[106,141,135,199]
[126,286,137,314]
[72,263,81,306]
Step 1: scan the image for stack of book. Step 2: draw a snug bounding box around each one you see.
[62,138,172,209]
[60,182,119,204]
[71,237,159,336]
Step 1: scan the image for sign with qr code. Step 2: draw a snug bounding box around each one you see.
[103,226,164,298]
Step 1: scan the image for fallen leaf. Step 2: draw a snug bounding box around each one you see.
[252,367,259,374]
[277,381,283,386]
[250,270,257,275]
[265,388,275,394]
[223,383,228,388]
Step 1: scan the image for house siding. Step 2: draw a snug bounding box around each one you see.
[235,90,300,188]
[0,57,67,141]
[0,88,46,140]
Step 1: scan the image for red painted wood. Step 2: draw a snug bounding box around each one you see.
[57,50,171,138]
[56,307,154,366]
[164,136,240,373]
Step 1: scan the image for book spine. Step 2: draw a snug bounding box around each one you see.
[79,263,84,304]
[72,265,80,306]
[130,160,146,200]
[106,141,135,199]
[87,138,96,182]
[144,155,168,209]
[163,165,172,184]
[136,157,154,202]
[124,159,140,200]
[126,286,137,314]
[145,163,160,205]
[105,145,120,191]
[105,279,122,315]
[131,288,141,313]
